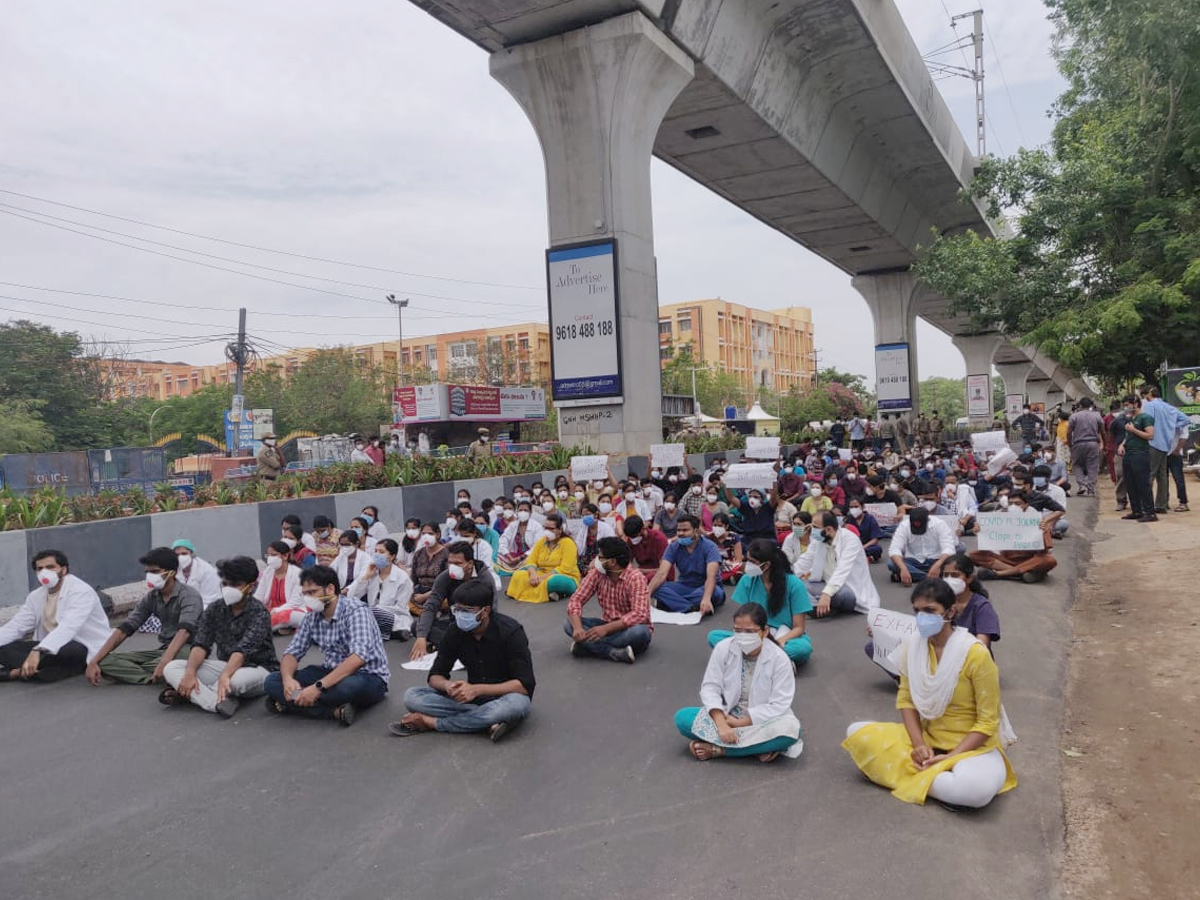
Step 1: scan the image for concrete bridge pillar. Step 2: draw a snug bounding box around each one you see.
[851,270,921,421]
[994,361,1034,404]
[490,13,694,454]
[951,333,1004,429]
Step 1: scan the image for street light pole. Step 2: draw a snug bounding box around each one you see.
[690,367,699,417]
[148,405,167,443]
[386,294,409,386]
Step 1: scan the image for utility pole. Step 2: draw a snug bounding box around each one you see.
[952,9,986,157]
[387,294,409,387]
[224,307,249,456]
[690,366,700,418]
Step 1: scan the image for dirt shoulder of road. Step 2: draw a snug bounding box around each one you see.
[1060,481,1200,899]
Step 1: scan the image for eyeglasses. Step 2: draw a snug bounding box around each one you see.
[300,589,327,598]
[450,605,484,616]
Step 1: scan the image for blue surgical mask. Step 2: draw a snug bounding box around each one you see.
[915,611,947,638]
[582,515,596,527]
[372,553,389,569]
[676,535,694,547]
[1033,477,1047,488]
[361,514,375,525]
[454,608,482,632]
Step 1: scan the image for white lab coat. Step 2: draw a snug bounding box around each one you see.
[334,549,375,592]
[253,564,303,609]
[566,518,616,547]
[348,564,414,631]
[889,516,956,563]
[177,556,223,608]
[700,638,797,724]
[950,486,978,519]
[498,519,546,560]
[781,531,809,566]
[793,527,880,613]
[367,521,389,542]
[617,497,652,523]
[0,574,111,659]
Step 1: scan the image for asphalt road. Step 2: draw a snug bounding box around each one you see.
[0,502,1091,900]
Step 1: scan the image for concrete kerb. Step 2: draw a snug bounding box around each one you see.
[0,531,29,611]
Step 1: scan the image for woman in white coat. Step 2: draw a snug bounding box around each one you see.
[794,511,881,617]
[253,540,305,632]
[674,603,803,762]
[347,538,414,640]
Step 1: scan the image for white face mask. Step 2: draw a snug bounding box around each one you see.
[445,518,457,529]
[630,536,643,544]
[651,470,662,478]
[543,501,556,512]
[999,496,1010,509]
[265,555,284,571]
[690,485,702,495]
[405,528,419,540]
[922,500,937,511]
[447,563,465,580]
[282,538,297,549]
[221,586,244,606]
[598,502,613,514]
[558,490,568,499]
[943,576,968,596]
[712,526,726,537]
[643,487,653,497]
[503,509,516,519]
[146,571,167,590]
[706,493,718,503]
[304,593,327,612]
[417,534,436,549]
[663,502,676,511]
[748,497,762,508]
[849,507,863,518]
[743,562,764,579]
[593,557,607,575]
[847,472,857,481]
[36,568,60,589]
[515,509,530,523]
[176,553,193,569]
[625,493,637,502]
[811,488,823,498]
[574,491,585,500]
[338,546,352,558]
[732,632,763,654]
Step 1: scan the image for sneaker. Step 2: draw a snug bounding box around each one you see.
[158,688,185,707]
[547,592,562,602]
[1120,513,1141,520]
[334,703,356,728]
[388,720,423,737]
[1115,504,1127,512]
[569,641,586,658]
[264,695,286,715]
[214,698,238,719]
[610,646,636,665]
[1138,514,1159,523]
[489,721,513,743]
[1021,571,1046,584]
[393,629,411,642]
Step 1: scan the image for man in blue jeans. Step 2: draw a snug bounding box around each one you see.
[563,537,653,664]
[263,565,389,727]
[392,580,535,743]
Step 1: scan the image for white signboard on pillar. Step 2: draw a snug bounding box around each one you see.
[967,374,992,418]
[1006,393,1025,422]
[546,240,622,407]
[875,343,912,412]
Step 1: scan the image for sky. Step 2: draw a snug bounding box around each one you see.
[0,0,1066,383]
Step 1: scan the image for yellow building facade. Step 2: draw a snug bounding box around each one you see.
[657,300,816,394]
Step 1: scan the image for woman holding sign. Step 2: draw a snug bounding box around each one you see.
[843,579,1016,808]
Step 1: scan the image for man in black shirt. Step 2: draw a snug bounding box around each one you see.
[1106,400,1129,510]
[390,580,535,743]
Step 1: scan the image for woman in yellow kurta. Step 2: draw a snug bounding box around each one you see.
[506,512,581,604]
[843,578,1017,808]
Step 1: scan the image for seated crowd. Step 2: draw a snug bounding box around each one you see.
[0,428,1089,809]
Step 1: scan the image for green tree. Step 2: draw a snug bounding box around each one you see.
[268,348,391,437]
[0,399,54,453]
[915,0,1200,388]
[660,342,751,414]
[815,367,875,411]
[918,377,967,422]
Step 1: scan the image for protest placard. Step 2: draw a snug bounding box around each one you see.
[723,463,778,490]
[649,444,686,469]
[651,609,703,626]
[865,502,900,527]
[570,455,609,481]
[838,448,853,462]
[867,608,916,676]
[976,511,1046,552]
[986,446,1017,476]
[744,436,781,460]
[971,431,1010,454]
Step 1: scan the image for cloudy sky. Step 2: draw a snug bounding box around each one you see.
[0,0,1064,382]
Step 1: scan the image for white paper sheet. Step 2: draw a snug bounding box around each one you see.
[651,609,703,626]
[400,653,464,672]
[649,443,686,469]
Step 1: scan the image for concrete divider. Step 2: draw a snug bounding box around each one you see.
[22,516,152,596]
[150,505,267,567]
[255,497,338,547]
[401,482,455,529]
[0,531,30,608]
[334,488,405,534]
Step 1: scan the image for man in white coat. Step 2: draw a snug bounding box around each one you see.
[793,511,881,617]
[0,549,111,682]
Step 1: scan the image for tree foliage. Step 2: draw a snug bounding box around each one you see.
[915,0,1200,387]
[660,342,752,413]
[0,399,55,454]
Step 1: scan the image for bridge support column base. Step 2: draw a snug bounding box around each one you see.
[952,333,1004,429]
[851,270,922,430]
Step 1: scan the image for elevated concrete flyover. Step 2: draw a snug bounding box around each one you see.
[408,0,1083,443]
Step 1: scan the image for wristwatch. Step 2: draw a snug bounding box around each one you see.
[315,680,329,693]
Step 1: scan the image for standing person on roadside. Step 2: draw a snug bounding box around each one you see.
[1067,398,1105,496]
[1012,405,1043,448]
[1140,384,1192,514]
[1167,421,1190,513]
[1119,395,1157,522]
[1105,400,1129,511]
[256,433,282,480]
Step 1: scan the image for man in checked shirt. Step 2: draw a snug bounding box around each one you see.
[262,565,389,727]
[563,537,653,664]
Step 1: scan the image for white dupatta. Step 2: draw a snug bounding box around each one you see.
[890,627,1018,746]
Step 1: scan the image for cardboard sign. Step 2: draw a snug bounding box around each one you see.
[864,502,899,527]
[867,608,916,677]
[723,463,778,490]
[744,436,781,460]
[976,511,1046,552]
[570,455,609,481]
[838,448,853,462]
[971,431,1010,454]
[650,443,686,469]
[986,446,1017,476]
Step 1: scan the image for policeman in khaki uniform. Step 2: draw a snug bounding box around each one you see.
[468,427,493,461]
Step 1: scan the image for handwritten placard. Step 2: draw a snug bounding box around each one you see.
[570,454,609,481]
[838,448,853,462]
[744,436,781,460]
[867,608,916,676]
[723,463,778,490]
[864,502,899,527]
[649,443,686,469]
[976,511,1045,552]
[971,431,1010,454]
[986,447,1017,476]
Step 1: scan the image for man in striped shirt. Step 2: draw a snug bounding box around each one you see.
[564,537,653,664]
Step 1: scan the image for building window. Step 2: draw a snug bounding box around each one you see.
[519,338,530,351]
[677,315,691,332]
[659,346,673,360]
[658,321,672,336]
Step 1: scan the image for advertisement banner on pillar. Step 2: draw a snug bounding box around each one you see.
[967,374,992,417]
[1005,393,1025,422]
[875,343,912,411]
[546,240,623,405]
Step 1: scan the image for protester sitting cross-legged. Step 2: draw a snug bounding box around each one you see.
[0,550,110,684]
[347,538,414,640]
[675,603,803,763]
[794,511,881,617]
[845,497,883,562]
[506,512,581,603]
[86,547,203,686]
[496,500,545,576]
[622,514,669,577]
[843,578,1017,808]
[708,512,745,582]
[968,492,1060,583]
[408,541,493,659]
[646,515,724,615]
[564,537,653,664]
[708,539,812,669]
[160,556,279,718]
[262,565,389,727]
[391,579,536,743]
[254,540,306,632]
[886,507,956,586]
